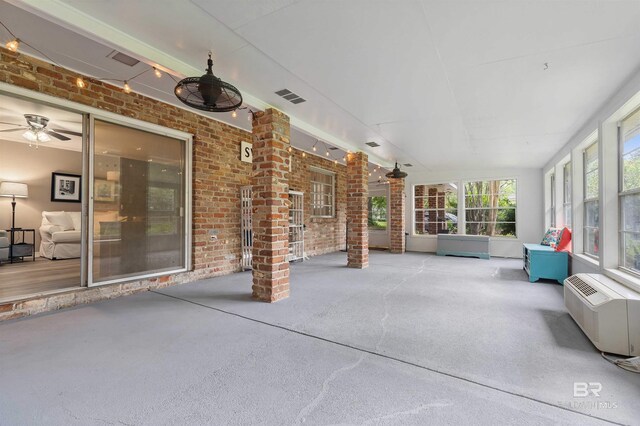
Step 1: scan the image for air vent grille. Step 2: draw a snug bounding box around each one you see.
[275,89,306,104]
[567,275,597,297]
[365,141,380,147]
[328,147,339,150]
[110,51,140,67]
[403,163,413,167]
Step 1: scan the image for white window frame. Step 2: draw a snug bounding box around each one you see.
[550,172,556,228]
[412,183,459,236]
[618,108,640,277]
[310,167,335,218]
[563,162,572,229]
[463,179,517,238]
[583,141,599,258]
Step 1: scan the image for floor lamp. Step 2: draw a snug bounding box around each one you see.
[0,181,29,231]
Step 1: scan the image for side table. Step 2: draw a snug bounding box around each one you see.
[7,228,36,263]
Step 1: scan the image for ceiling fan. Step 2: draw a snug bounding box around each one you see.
[0,114,82,142]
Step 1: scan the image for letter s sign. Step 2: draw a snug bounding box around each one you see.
[240,141,253,163]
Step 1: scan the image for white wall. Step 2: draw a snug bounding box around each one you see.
[404,167,543,258]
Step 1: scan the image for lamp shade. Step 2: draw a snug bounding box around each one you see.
[0,181,29,198]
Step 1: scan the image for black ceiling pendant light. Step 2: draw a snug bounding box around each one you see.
[174,52,242,112]
[385,162,408,179]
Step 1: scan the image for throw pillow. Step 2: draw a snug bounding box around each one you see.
[556,227,572,252]
[44,211,74,231]
[68,211,82,230]
[541,227,562,246]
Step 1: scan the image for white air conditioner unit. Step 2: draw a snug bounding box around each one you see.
[564,273,640,356]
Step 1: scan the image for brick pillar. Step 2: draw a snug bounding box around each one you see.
[414,185,424,234]
[389,178,406,253]
[251,108,290,302]
[428,187,438,235]
[346,151,368,268]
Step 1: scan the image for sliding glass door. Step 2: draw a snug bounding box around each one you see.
[90,118,189,284]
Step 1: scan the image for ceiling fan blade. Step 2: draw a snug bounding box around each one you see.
[47,130,71,141]
[0,128,24,133]
[51,128,82,137]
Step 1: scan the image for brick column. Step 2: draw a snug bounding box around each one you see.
[346,151,368,268]
[414,185,425,234]
[251,108,290,302]
[389,178,406,253]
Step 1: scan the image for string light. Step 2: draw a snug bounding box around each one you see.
[232,110,237,118]
[76,77,86,88]
[153,67,162,78]
[175,86,182,95]
[302,152,306,158]
[123,81,131,93]
[5,38,19,52]
[334,159,338,165]
[312,141,317,152]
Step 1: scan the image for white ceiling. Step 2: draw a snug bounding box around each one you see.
[4,0,640,172]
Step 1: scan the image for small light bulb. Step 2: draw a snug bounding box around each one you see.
[5,38,19,52]
[312,146,317,152]
[76,77,86,88]
[326,151,329,157]
[288,146,292,153]
[232,110,237,118]
[369,173,372,176]
[176,86,182,95]
[302,152,306,158]
[334,159,338,165]
[123,81,131,93]
[154,67,162,78]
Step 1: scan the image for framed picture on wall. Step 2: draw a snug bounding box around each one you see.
[94,179,116,202]
[51,172,81,203]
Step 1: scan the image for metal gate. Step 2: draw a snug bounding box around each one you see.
[288,191,304,262]
[240,187,304,270]
[240,186,252,270]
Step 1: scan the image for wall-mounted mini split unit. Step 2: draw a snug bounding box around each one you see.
[564,274,640,356]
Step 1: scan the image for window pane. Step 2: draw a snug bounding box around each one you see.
[621,232,640,272]
[93,120,186,283]
[413,183,458,235]
[464,180,516,237]
[310,169,335,217]
[368,196,387,230]
[585,200,599,228]
[584,228,599,256]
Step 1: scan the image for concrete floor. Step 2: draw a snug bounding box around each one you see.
[1,252,638,425]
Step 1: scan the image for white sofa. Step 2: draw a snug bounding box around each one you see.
[39,211,81,260]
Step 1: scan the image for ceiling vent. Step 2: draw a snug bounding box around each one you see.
[109,51,140,67]
[328,147,339,150]
[365,141,380,147]
[275,89,306,104]
[403,163,413,167]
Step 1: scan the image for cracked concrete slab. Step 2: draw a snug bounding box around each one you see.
[0,251,636,425]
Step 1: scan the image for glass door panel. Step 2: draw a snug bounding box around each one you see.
[92,119,186,284]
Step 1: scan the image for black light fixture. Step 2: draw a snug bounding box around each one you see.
[385,162,408,179]
[174,52,243,113]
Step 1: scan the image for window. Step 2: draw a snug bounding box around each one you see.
[550,172,556,227]
[464,179,516,237]
[563,162,572,228]
[584,142,599,257]
[368,196,387,230]
[620,109,640,274]
[310,168,334,217]
[413,183,458,235]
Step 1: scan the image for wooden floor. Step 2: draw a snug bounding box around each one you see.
[0,257,81,301]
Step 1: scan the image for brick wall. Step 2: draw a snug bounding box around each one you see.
[389,178,406,253]
[346,152,369,268]
[0,48,347,319]
[289,150,347,256]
